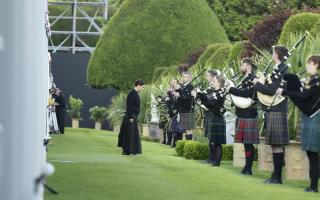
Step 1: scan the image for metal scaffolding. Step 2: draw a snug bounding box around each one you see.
[48,0,108,54]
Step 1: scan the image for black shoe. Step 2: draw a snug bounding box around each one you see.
[304,187,319,193]
[240,169,253,176]
[263,178,282,184]
[122,151,130,155]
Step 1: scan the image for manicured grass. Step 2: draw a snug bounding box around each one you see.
[46,128,319,200]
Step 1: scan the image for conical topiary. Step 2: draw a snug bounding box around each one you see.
[87,0,229,91]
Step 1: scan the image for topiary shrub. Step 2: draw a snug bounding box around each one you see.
[228,41,246,62]
[197,43,229,66]
[310,19,320,36]
[183,141,198,159]
[87,0,229,91]
[205,44,232,68]
[176,140,187,157]
[193,143,209,160]
[279,12,320,44]
[243,11,292,57]
[222,145,233,161]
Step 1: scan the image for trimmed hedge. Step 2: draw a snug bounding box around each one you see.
[176,140,187,157]
[228,41,246,62]
[205,44,232,68]
[310,19,320,36]
[197,43,229,66]
[279,12,320,44]
[88,0,229,91]
[176,140,234,161]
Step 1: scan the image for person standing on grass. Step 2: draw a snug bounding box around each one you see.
[225,58,259,175]
[118,80,145,155]
[277,55,320,193]
[53,88,66,134]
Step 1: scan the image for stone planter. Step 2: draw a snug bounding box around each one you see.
[141,123,149,137]
[159,129,165,143]
[94,122,102,130]
[72,118,79,128]
[148,121,160,139]
[285,140,309,180]
[233,143,245,167]
[258,137,273,172]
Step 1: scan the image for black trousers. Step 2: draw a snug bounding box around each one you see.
[55,108,66,134]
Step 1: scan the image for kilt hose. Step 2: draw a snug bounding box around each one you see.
[265,112,289,146]
[179,112,195,130]
[301,112,320,153]
[204,112,226,144]
[235,118,259,144]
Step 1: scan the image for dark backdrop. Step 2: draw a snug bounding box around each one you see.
[51,53,118,130]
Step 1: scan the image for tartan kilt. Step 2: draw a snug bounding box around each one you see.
[300,112,320,153]
[170,116,185,134]
[204,112,226,144]
[265,112,289,145]
[235,118,259,144]
[179,112,195,130]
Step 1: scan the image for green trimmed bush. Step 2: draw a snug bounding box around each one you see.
[222,145,233,161]
[279,12,320,44]
[89,106,108,123]
[176,140,187,157]
[183,141,199,159]
[197,43,229,66]
[310,19,320,36]
[205,44,232,68]
[87,0,229,91]
[193,143,209,160]
[228,41,246,62]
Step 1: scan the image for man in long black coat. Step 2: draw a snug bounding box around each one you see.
[53,88,66,134]
[118,80,145,155]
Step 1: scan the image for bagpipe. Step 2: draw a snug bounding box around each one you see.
[283,73,320,118]
[256,31,309,108]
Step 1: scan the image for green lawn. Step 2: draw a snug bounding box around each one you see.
[46,128,319,200]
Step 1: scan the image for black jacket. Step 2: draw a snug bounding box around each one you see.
[229,74,258,118]
[126,89,140,118]
[177,83,194,113]
[254,63,288,113]
[198,88,225,116]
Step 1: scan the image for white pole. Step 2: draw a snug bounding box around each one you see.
[0,0,48,199]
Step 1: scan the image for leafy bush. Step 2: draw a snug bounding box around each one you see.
[89,106,108,122]
[183,141,199,159]
[210,0,269,41]
[222,145,233,161]
[106,92,126,127]
[243,11,292,57]
[193,143,209,160]
[87,0,229,91]
[228,41,246,62]
[205,44,232,68]
[279,12,320,44]
[67,95,84,119]
[176,140,187,157]
[197,43,229,66]
[310,19,320,36]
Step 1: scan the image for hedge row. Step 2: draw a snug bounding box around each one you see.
[176,140,233,161]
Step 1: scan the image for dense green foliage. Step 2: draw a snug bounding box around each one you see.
[67,95,84,119]
[279,12,320,44]
[89,106,108,122]
[205,44,232,67]
[87,0,229,90]
[228,41,246,62]
[197,43,229,66]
